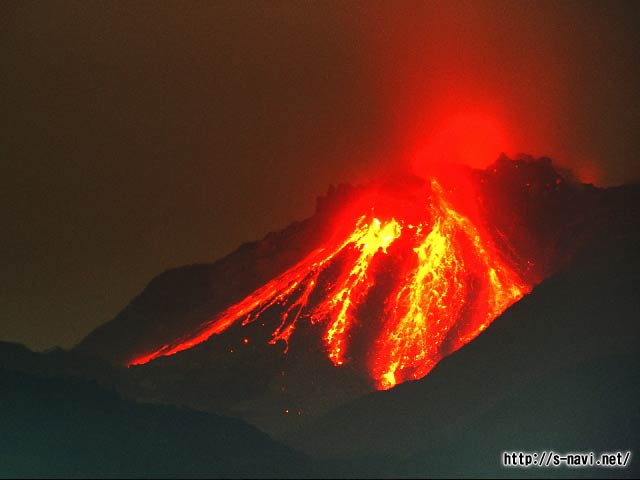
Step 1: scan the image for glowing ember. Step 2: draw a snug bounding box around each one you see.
[130,177,530,390]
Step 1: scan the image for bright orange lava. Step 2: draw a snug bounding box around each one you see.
[130,177,530,390]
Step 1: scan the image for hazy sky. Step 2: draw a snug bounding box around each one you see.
[2,1,639,350]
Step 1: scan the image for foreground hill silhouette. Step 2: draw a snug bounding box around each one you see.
[285,209,640,478]
[0,368,306,478]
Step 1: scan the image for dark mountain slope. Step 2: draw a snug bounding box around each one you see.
[287,224,640,472]
[310,353,638,479]
[0,368,307,478]
[0,340,118,388]
[73,184,360,366]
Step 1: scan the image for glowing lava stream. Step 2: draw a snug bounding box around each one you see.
[130,180,530,390]
[372,182,528,389]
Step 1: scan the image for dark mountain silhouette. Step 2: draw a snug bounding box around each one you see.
[0,340,118,389]
[0,368,307,478]
[73,183,361,367]
[285,217,640,478]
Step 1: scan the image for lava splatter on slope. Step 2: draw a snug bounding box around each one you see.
[130,177,530,390]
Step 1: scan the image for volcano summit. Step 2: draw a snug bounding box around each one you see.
[128,176,529,391]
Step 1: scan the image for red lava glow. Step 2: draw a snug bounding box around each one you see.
[410,112,513,174]
[130,174,530,390]
[574,160,602,186]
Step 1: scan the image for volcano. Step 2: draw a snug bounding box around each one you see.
[74,155,616,433]
[129,175,530,390]
[5,153,638,476]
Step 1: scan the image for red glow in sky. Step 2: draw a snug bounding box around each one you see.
[409,110,514,177]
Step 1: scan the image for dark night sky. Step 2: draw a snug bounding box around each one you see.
[2,1,639,350]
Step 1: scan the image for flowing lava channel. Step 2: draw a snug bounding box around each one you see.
[130,179,530,390]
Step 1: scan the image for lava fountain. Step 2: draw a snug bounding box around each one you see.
[130,173,530,390]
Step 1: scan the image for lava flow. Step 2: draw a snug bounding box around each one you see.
[130,176,530,390]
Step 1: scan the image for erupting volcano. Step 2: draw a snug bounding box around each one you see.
[130,169,531,390]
